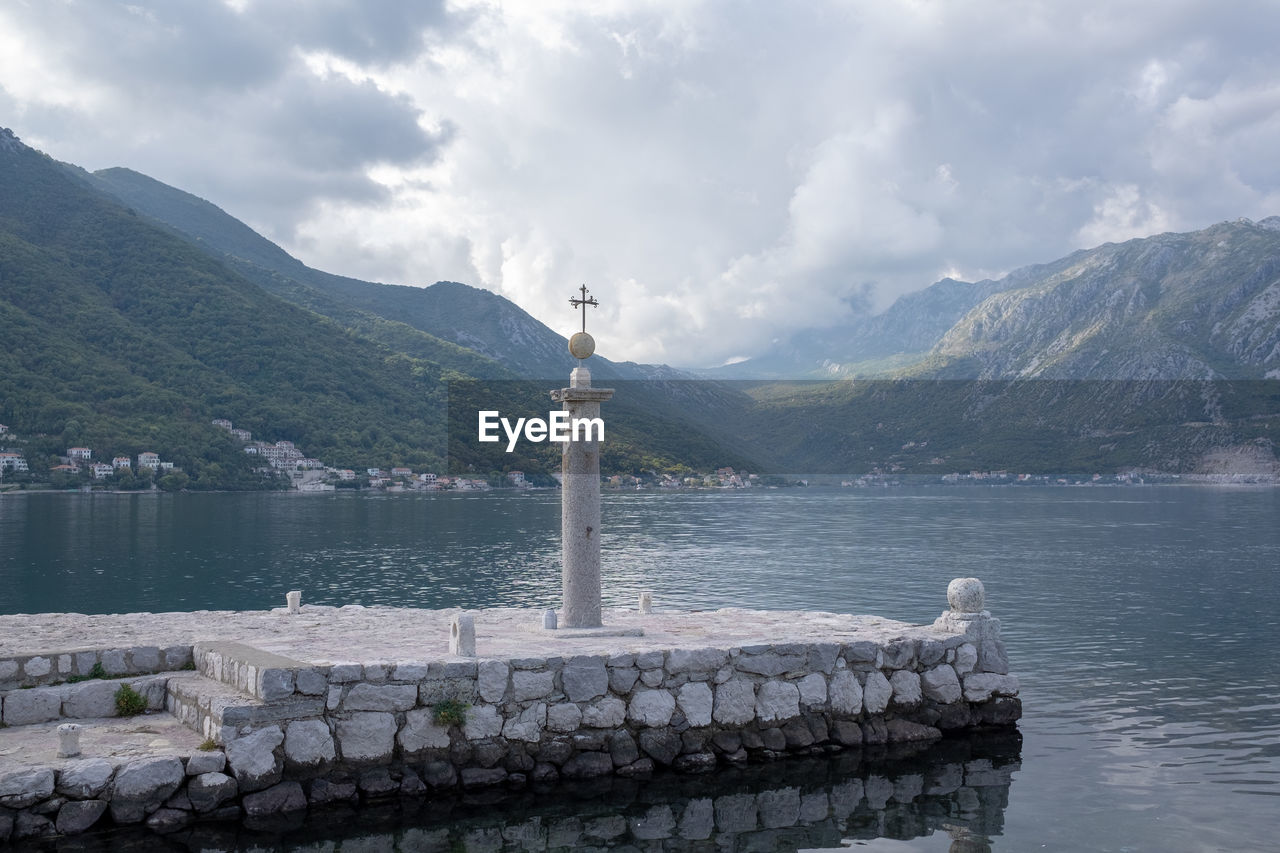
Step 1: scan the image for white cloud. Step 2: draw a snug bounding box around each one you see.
[1075,184,1173,247]
[3,0,1280,366]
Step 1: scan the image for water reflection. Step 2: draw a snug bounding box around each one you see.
[28,732,1020,852]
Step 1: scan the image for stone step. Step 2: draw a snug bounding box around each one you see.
[0,709,209,773]
[0,645,194,691]
[166,673,323,745]
[193,640,323,702]
[0,672,198,728]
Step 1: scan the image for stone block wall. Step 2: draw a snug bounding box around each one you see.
[0,750,239,840]
[2,731,1022,844]
[0,646,193,691]
[0,674,173,726]
[209,614,1020,800]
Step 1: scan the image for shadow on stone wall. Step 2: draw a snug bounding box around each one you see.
[16,730,1021,852]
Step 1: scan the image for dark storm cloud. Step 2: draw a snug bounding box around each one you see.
[0,0,454,233]
[249,70,452,172]
[12,2,284,94]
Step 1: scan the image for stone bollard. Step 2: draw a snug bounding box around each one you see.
[450,613,476,657]
[286,590,302,614]
[542,608,558,630]
[638,591,653,614]
[946,578,984,617]
[57,723,81,758]
[935,577,1010,675]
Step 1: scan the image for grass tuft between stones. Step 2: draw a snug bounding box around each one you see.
[433,698,470,728]
[114,683,148,716]
[197,737,218,751]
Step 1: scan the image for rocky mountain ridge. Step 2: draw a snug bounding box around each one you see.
[929,218,1280,379]
[707,218,1280,381]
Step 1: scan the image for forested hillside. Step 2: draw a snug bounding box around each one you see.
[0,130,746,488]
[87,167,675,382]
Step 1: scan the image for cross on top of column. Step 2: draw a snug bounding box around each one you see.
[568,284,599,334]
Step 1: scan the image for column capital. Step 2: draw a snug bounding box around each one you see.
[551,387,614,403]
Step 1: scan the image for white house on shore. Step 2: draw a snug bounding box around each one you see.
[0,452,28,472]
[68,447,92,461]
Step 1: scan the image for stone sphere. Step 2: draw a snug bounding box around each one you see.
[947,577,985,614]
[568,331,596,360]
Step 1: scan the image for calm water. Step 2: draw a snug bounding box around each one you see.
[3,486,1279,851]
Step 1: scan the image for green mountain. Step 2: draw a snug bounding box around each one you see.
[75,167,506,379]
[0,129,748,487]
[86,166,673,382]
[0,129,464,486]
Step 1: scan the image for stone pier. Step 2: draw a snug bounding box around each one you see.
[0,582,1019,843]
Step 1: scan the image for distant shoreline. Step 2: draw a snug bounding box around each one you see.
[3,479,1277,498]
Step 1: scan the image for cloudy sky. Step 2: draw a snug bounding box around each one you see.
[3,1,1280,366]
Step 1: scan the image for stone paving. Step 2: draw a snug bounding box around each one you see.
[0,605,925,665]
[0,713,205,771]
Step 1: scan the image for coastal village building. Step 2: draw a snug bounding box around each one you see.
[211,419,232,430]
[112,456,131,470]
[507,470,526,486]
[391,467,412,478]
[0,452,28,473]
[231,428,252,442]
[137,452,160,468]
[89,463,113,479]
[68,447,91,461]
[246,440,305,471]
[0,423,8,434]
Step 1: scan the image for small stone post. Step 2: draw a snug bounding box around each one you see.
[286,590,301,614]
[551,365,614,628]
[57,723,81,758]
[450,612,476,657]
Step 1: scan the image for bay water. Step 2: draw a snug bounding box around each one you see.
[2,486,1277,851]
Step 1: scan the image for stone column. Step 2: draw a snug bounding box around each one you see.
[550,367,614,627]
